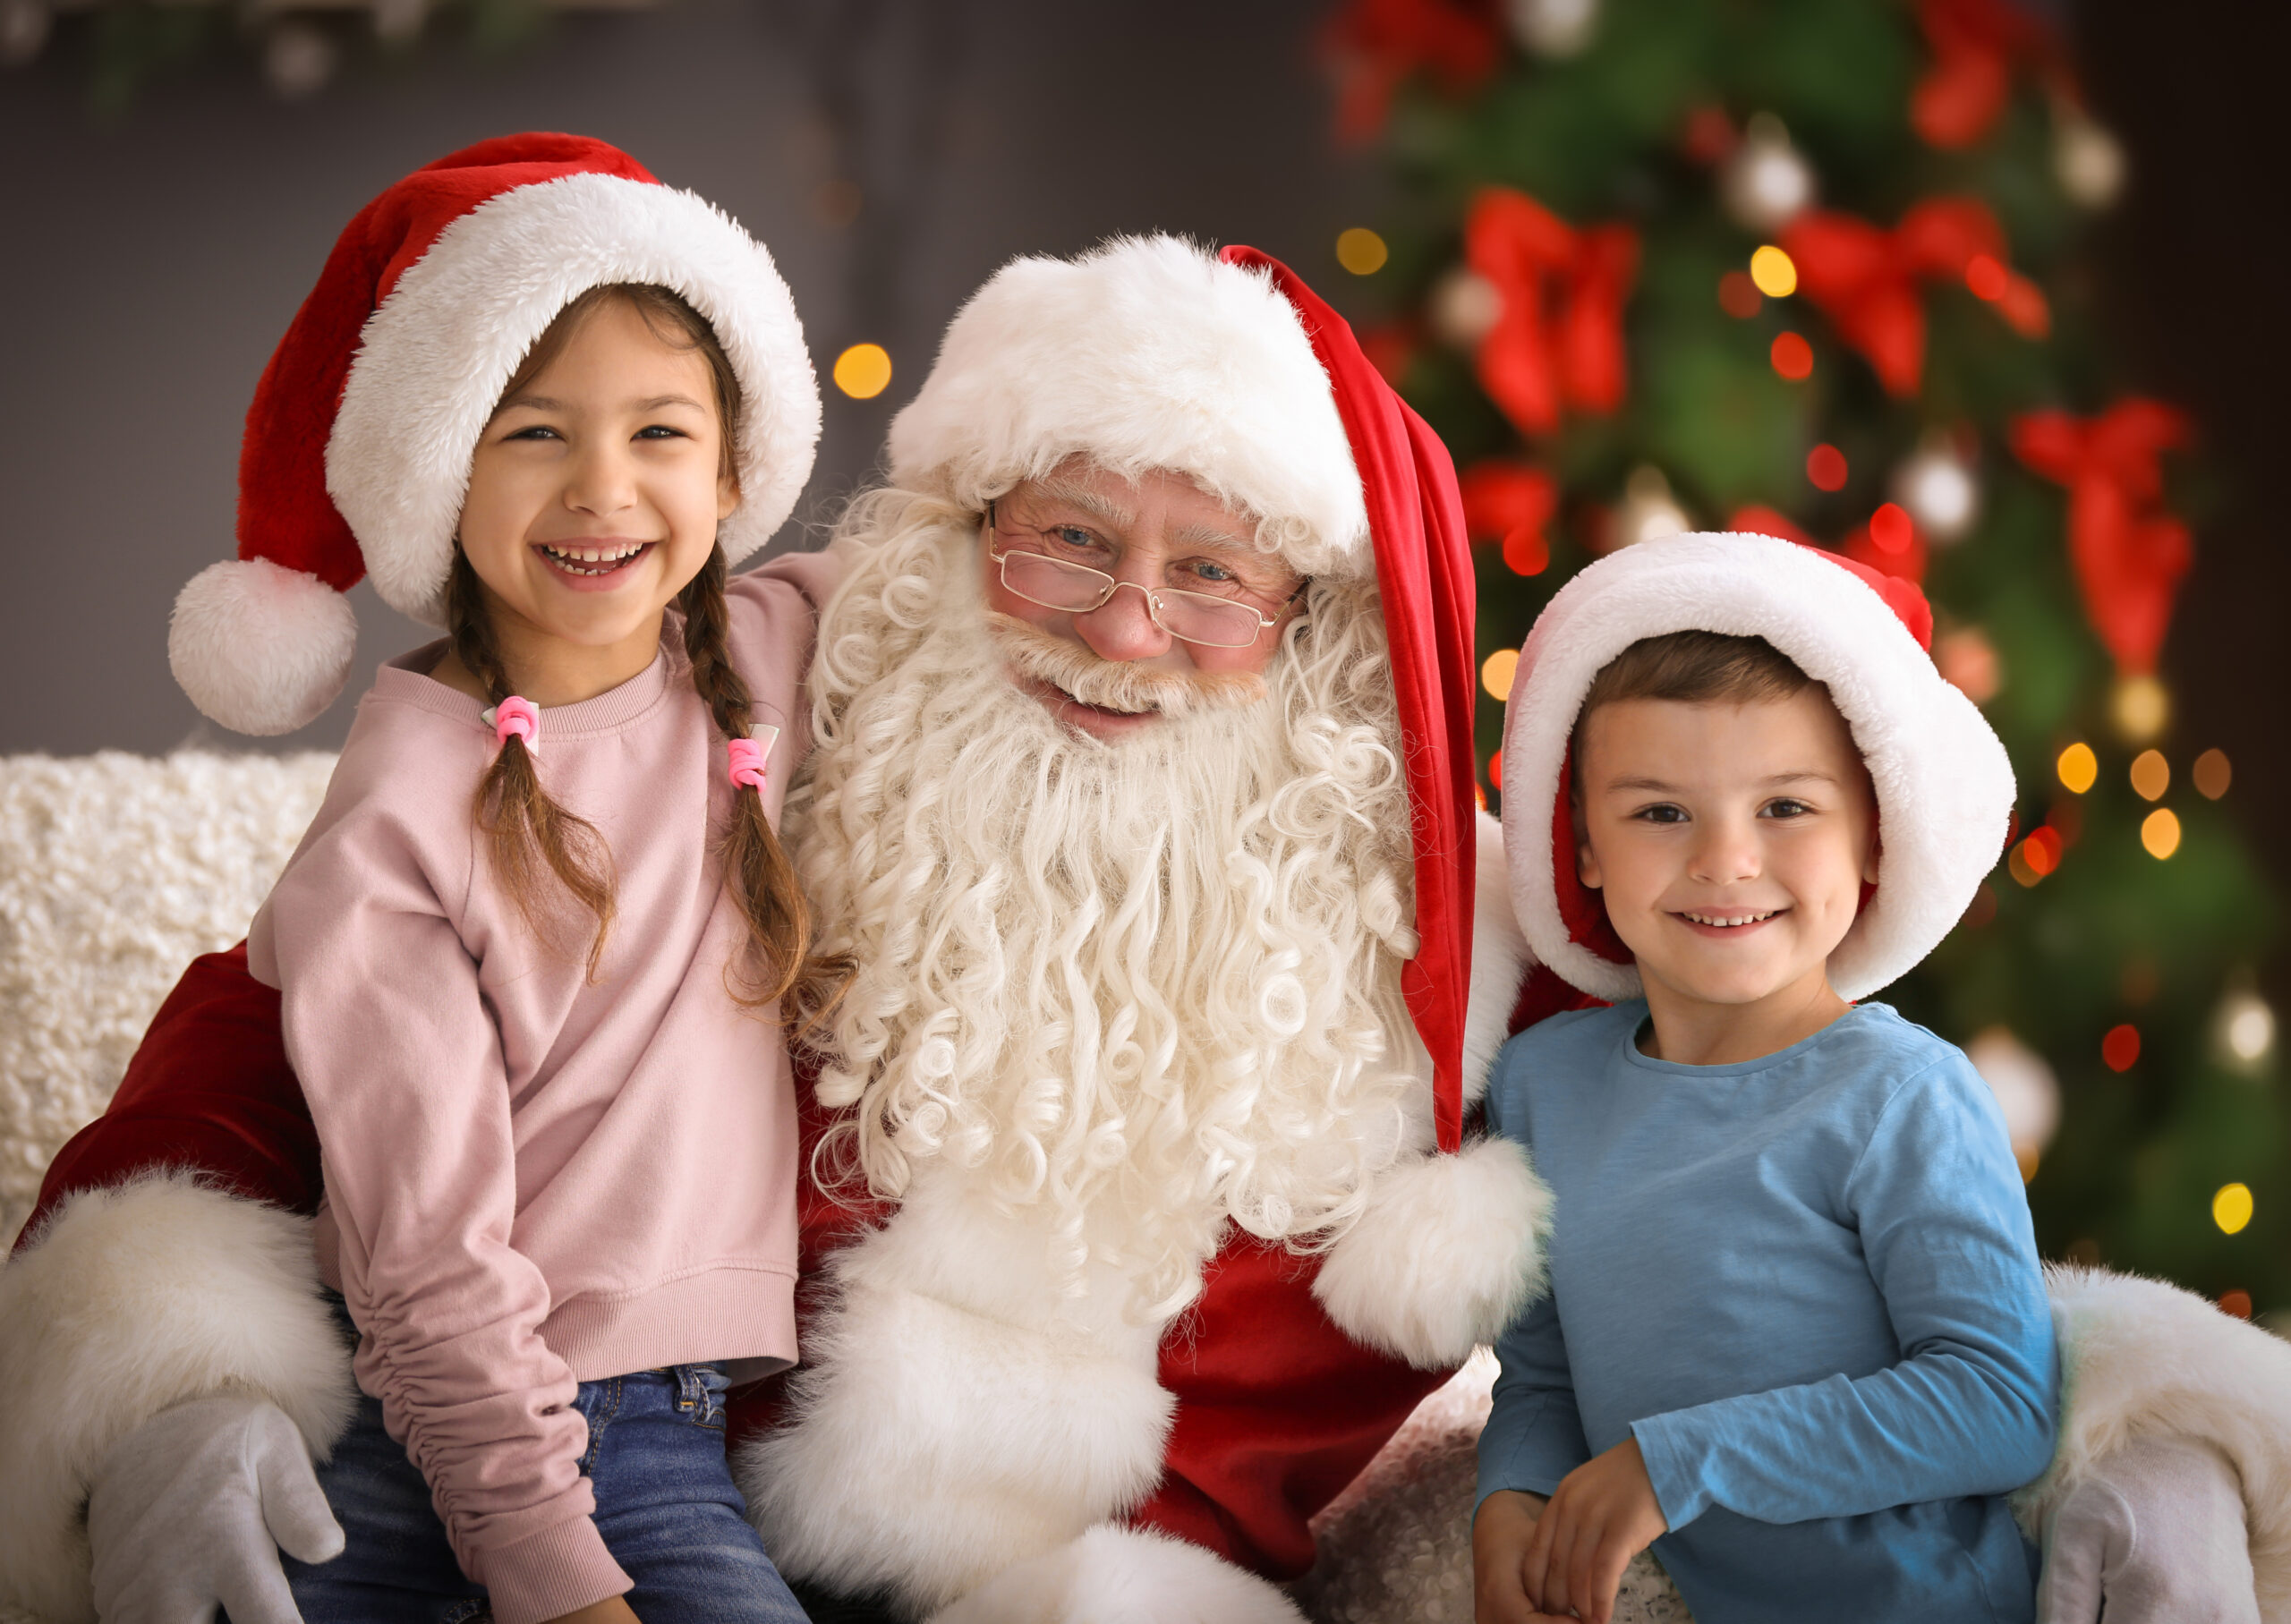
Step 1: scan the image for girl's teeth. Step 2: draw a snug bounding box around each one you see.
[543,543,645,572]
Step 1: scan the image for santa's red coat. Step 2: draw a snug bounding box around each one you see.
[25,943,1592,1581]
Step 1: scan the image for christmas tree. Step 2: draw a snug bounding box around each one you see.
[1327,0,2284,1316]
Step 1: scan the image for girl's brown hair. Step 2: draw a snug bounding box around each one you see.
[453,283,813,1006]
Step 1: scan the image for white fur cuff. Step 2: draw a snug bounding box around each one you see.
[1313,1136,1553,1369]
[2014,1263,2291,1620]
[924,1525,1306,1624]
[0,1175,357,1623]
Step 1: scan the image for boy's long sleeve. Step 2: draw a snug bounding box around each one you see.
[1478,1289,1591,1509]
[1629,1057,2057,1530]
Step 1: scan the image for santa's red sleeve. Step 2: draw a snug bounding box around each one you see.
[0,943,358,1622]
[1132,1237,1452,1577]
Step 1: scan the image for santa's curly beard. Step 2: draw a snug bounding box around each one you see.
[785,489,1432,1320]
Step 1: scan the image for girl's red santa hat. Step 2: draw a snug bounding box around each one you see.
[169,132,821,736]
[1499,531,2017,1002]
[890,235,1548,1368]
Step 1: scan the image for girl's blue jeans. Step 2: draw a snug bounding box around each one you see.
[256,1305,809,1623]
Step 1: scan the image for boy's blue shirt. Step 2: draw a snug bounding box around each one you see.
[1478,999,2059,1624]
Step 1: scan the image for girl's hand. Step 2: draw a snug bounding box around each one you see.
[541,1597,642,1624]
[1520,1437,1669,1624]
[1474,1489,1572,1624]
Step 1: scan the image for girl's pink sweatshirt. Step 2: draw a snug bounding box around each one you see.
[246,553,839,1624]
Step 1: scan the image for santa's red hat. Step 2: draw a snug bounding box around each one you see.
[1500,531,2015,1002]
[169,132,821,735]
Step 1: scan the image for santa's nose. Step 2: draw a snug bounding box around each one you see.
[1073,579,1174,664]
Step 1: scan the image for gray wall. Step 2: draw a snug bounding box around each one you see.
[0,0,1383,756]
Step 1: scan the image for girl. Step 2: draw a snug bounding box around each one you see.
[166,137,830,1624]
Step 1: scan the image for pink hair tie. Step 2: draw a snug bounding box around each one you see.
[728,726,779,794]
[483,695,541,758]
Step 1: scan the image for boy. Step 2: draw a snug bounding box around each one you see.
[1474,532,2056,1624]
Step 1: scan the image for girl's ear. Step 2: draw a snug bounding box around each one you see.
[1862,833,1883,887]
[718,466,742,523]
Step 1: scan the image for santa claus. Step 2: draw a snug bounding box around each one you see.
[0,234,2278,1624]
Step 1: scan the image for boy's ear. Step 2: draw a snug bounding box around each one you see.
[1862,833,1882,888]
[1574,809,1604,892]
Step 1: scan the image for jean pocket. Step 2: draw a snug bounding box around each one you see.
[674,1364,731,1430]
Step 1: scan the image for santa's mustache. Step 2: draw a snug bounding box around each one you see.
[985,613,1269,718]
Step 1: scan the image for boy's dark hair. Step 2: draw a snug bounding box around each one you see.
[1571,632,1820,790]
[1582,629,1814,714]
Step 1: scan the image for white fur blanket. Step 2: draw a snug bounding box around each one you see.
[0,750,1689,1622]
[0,752,336,1249]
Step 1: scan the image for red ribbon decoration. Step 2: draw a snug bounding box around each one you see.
[1912,0,2057,150]
[2010,400,2195,675]
[1323,0,1501,145]
[1465,188,1639,437]
[1459,459,1558,575]
[1781,197,2048,398]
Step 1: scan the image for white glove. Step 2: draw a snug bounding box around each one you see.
[2037,1434,2259,1624]
[87,1394,345,1624]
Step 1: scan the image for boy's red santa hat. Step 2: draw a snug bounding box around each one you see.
[889,235,1547,1368]
[169,132,821,736]
[1499,531,2016,1002]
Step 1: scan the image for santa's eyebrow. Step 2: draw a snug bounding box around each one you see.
[1169,521,1256,550]
[1035,478,1137,531]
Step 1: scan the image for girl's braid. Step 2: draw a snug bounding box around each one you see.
[448,549,617,977]
[680,545,813,1010]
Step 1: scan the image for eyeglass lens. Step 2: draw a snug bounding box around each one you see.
[996,550,1268,650]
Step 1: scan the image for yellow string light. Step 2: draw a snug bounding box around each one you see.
[1481,648,1520,701]
[2213,1181,2254,1236]
[2110,674,2169,743]
[2056,743,2098,795]
[1749,245,1798,298]
[2141,807,2182,860]
[832,344,893,400]
[2193,748,2233,799]
[1336,227,1390,276]
[2129,749,2170,801]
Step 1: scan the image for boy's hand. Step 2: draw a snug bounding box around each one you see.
[1521,1437,1668,1624]
[1474,1489,1571,1624]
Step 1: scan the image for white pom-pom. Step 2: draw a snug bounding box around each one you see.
[168,557,359,735]
[1313,1136,1553,1369]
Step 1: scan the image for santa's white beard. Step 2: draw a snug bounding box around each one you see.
[787,491,1428,1320]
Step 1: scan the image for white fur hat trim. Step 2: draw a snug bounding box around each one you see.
[327,171,820,627]
[1499,531,2015,1003]
[886,235,1370,577]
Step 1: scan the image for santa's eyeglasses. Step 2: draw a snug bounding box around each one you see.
[983,502,1307,650]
